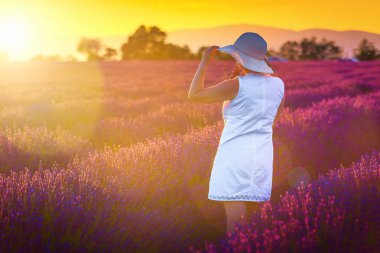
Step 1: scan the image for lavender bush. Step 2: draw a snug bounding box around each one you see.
[190,148,380,253]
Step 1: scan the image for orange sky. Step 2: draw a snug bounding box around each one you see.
[1,0,379,61]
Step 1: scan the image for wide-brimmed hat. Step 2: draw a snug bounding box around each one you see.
[218,32,274,74]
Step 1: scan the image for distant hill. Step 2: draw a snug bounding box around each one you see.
[163,23,380,58]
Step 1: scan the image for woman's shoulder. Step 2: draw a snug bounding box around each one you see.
[268,75,283,82]
[271,76,285,93]
[269,76,284,86]
[239,74,284,83]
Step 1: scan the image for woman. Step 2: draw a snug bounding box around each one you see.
[188,32,285,236]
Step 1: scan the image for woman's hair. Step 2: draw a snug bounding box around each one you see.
[222,62,246,80]
[223,59,277,80]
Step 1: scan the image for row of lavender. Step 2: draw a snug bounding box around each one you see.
[0,61,379,151]
[0,90,379,252]
[190,147,380,253]
[1,88,379,194]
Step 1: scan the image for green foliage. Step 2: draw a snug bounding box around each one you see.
[278,37,342,60]
[103,47,118,61]
[77,38,103,61]
[279,41,301,60]
[77,38,118,61]
[120,25,196,60]
[299,37,342,60]
[354,38,380,61]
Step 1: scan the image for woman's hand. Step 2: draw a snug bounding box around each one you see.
[202,45,220,63]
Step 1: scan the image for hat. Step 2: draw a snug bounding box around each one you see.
[217,32,274,74]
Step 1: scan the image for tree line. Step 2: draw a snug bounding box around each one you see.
[269,37,380,61]
[23,25,380,62]
[76,25,197,61]
[77,25,380,62]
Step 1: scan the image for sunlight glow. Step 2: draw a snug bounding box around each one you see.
[0,15,31,60]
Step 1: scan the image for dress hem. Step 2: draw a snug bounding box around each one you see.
[208,193,270,202]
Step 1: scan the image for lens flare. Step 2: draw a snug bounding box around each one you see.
[0,15,31,61]
[287,166,311,188]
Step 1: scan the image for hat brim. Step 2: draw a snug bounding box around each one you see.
[218,45,274,74]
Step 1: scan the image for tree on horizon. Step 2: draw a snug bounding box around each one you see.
[277,37,342,60]
[120,25,196,60]
[103,48,118,61]
[299,37,342,60]
[77,38,103,61]
[279,41,300,60]
[354,38,380,61]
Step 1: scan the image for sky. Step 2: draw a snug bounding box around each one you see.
[0,0,379,61]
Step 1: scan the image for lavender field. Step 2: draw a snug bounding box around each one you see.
[0,60,379,252]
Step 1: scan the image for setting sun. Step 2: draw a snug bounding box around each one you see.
[0,15,31,60]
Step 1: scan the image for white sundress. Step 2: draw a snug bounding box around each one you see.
[208,73,285,202]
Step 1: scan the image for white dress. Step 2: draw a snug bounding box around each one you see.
[208,73,285,202]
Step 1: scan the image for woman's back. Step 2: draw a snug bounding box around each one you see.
[209,73,285,202]
[220,73,285,144]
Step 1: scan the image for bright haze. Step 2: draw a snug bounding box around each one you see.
[0,0,379,61]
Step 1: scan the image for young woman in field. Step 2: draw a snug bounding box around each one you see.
[188,32,285,236]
